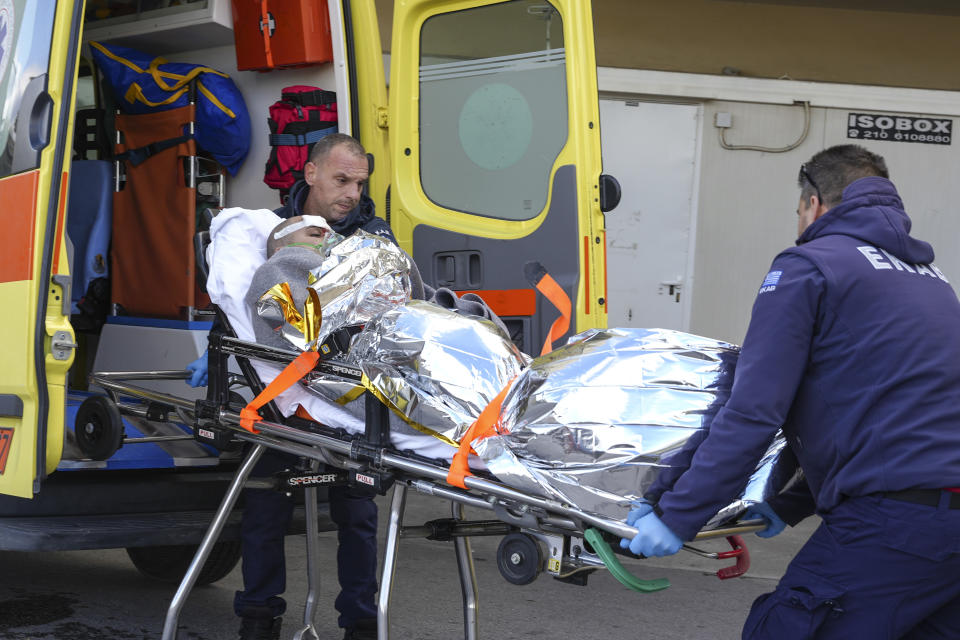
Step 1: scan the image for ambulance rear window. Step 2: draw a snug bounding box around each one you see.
[418,0,567,221]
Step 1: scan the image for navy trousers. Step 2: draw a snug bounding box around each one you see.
[743,493,960,639]
[233,448,379,629]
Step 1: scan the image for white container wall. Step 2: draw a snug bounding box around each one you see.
[600,69,960,345]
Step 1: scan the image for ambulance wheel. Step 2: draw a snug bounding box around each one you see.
[496,533,543,585]
[126,540,242,586]
[74,395,124,461]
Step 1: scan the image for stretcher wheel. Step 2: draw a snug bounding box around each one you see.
[497,532,543,585]
[228,391,248,412]
[75,395,124,460]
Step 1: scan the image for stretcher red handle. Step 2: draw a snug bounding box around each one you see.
[715,535,750,580]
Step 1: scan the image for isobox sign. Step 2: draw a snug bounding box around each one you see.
[847,113,952,146]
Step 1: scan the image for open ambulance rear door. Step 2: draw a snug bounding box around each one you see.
[0,1,83,498]
[330,0,392,222]
[388,0,613,356]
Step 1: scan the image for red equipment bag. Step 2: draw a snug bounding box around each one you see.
[264,85,338,196]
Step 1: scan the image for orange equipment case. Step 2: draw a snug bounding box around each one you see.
[231,0,333,71]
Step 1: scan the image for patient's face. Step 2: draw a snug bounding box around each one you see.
[303,143,369,224]
[281,217,331,253]
[268,216,333,256]
[287,224,330,250]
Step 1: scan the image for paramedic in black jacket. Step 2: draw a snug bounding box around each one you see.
[189,134,386,640]
[276,133,395,242]
[622,145,960,639]
[240,134,383,640]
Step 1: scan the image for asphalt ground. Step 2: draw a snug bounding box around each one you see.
[0,491,818,640]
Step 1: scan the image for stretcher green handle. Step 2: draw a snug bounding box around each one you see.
[584,528,671,593]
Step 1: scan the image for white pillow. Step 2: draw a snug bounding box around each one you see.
[206,207,281,341]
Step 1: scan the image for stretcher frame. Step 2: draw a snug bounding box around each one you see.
[90,330,764,640]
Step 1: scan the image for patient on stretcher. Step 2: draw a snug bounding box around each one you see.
[207,209,512,463]
[245,214,423,351]
[232,213,446,459]
[207,208,793,526]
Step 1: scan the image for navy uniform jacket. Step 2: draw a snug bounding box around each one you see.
[656,176,960,541]
[275,179,397,243]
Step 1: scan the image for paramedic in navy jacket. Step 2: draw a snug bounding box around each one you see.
[622,144,960,639]
[188,134,383,640]
[239,134,382,640]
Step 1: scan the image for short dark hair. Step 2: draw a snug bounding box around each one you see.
[308,133,366,167]
[266,217,301,258]
[798,144,889,207]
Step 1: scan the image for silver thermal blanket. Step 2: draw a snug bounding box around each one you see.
[470,327,794,526]
[342,300,529,445]
[257,242,794,528]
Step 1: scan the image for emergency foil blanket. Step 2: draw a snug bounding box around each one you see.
[331,300,528,444]
[470,328,795,527]
[257,231,413,351]
[254,242,793,528]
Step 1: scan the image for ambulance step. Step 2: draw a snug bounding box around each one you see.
[0,505,331,551]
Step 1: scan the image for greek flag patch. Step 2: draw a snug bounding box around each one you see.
[759,270,782,294]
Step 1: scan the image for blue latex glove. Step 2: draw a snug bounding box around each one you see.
[186,351,209,387]
[619,512,683,557]
[625,502,654,526]
[743,502,786,539]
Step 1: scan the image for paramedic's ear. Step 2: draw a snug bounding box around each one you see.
[304,161,318,187]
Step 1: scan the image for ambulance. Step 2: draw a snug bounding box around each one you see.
[0,0,614,582]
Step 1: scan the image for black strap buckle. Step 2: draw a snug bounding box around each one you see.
[114,132,194,167]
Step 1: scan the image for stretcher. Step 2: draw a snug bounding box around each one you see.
[84,210,766,639]
[89,330,765,640]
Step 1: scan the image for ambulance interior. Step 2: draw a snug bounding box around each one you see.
[65,62,229,465]
[62,0,579,465]
[0,1,357,575]
[63,1,343,466]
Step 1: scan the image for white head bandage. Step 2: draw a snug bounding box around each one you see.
[272,215,332,240]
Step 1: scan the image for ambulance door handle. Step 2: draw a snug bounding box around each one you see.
[11,74,53,174]
[468,253,482,288]
[434,251,482,289]
[599,174,621,213]
[0,394,24,418]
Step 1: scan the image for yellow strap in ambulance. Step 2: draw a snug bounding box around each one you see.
[89,42,236,117]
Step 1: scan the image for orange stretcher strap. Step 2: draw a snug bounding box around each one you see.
[239,351,320,433]
[447,377,516,489]
[524,261,572,356]
[536,272,571,355]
